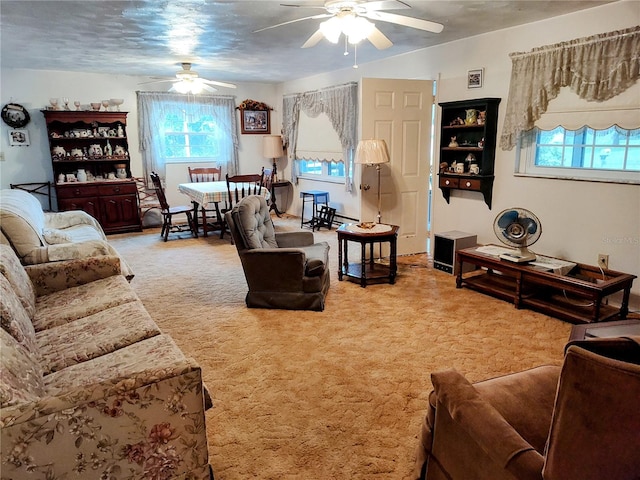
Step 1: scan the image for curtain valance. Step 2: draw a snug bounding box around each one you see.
[283,82,358,190]
[501,25,640,151]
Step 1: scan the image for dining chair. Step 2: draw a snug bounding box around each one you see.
[226,170,264,208]
[223,170,265,241]
[187,166,224,237]
[150,171,198,242]
[134,177,162,226]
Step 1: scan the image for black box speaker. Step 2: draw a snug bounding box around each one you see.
[433,231,477,274]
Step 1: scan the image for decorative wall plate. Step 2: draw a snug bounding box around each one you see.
[1,103,30,128]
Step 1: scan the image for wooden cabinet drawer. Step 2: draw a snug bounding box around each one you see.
[98,182,136,196]
[57,185,100,198]
[439,176,459,188]
[459,178,481,190]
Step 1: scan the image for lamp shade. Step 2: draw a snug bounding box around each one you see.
[262,135,284,158]
[355,139,390,165]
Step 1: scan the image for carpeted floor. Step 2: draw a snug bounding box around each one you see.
[109,216,571,480]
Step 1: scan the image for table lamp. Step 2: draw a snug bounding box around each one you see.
[262,135,284,182]
[355,139,390,223]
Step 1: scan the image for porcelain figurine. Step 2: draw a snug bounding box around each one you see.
[76,169,88,182]
[88,144,103,157]
[465,109,478,125]
[448,136,458,148]
[52,146,66,157]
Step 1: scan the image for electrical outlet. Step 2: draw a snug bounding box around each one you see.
[598,254,609,269]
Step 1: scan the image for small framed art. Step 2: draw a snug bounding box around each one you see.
[240,109,270,134]
[8,128,30,146]
[467,68,484,89]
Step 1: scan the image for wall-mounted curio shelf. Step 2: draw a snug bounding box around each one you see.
[438,98,501,209]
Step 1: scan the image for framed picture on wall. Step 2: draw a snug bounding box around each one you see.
[8,128,30,146]
[240,109,270,134]
[467,68,484,89]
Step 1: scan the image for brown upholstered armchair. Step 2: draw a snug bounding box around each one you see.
[415,335,640,480]
[225,195,330,311]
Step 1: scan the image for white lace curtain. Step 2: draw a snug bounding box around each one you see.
[137,92,239,183]
[501,25,640,151]
[283,82,358,190]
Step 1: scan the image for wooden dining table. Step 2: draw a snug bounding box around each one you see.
[178,181,270,236]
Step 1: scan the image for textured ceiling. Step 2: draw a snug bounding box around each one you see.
[0,0,616,86]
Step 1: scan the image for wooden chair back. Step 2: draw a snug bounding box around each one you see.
[188,166,221,183]
[150,172,171,212]
[226,172,264,207]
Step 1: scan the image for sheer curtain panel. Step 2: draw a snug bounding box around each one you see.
[283,82,358,190]
[137,92,239,184]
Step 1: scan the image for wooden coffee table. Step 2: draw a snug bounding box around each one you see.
[569,319,640,342]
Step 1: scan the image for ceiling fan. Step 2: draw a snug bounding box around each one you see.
[255,0,444,50]
[138,63,237,94]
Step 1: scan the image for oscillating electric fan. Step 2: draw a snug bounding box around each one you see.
[493,208,542,263]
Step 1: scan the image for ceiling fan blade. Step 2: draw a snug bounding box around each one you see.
[200,83,218,93]
[364,0,410,11]
[301,29,326,48]
[363,11,444,33]
[200,79,237,89]
[253,13,331,33]
[137,78,175,85]
[280,3,327,8]
[367,26,393,49]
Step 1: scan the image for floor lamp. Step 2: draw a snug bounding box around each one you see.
[262,135,284,182]
[355,139,390,223]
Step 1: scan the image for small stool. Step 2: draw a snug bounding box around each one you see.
[315,205,336,230]
[300,190,329,230]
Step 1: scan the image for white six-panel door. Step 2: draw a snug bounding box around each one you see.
[361,78,435,255]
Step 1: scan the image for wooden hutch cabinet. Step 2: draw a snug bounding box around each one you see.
[43,110,141,234]
[438,98,501,209]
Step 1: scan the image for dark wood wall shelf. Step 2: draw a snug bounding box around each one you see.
[456,246,636,324]
[438,98,501,209]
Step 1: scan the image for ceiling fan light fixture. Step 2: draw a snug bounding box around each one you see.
[344,16,374,44]
[319,17,342,43]
[319,11,374,45]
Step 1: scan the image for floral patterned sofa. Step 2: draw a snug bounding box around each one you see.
[0,188,134,279]
[0,244,211,479]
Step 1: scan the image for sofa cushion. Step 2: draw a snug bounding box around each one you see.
[0,189,46,259]
[0,275,39,355]
[233,196,278,249]
[42,228,73,244]
[0,244,36,316]
[44,334,189,396]
[32,275,138,331]
[0,328,45,408]
[36,301,162,374]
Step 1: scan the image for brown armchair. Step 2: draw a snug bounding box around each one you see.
[224,195,330,311]
[415,335,640,480]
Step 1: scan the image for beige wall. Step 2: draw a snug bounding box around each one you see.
[278,1,640,303]
[1,1,638,303]
[0,72,281,207]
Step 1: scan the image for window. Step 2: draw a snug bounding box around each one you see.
[163,112,222,161]
[295,111,345,182]
[298,159,345,180]
[137,92,237,178]
[517,125,640,184]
